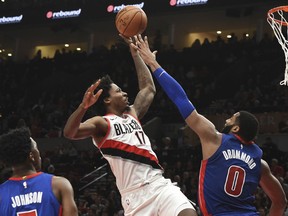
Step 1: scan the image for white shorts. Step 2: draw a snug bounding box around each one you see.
[121,176,195,216]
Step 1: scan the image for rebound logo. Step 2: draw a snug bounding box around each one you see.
[46,8,81,19]
[107,2,144,13]
[0,15,23,24]
[170,0,208,7]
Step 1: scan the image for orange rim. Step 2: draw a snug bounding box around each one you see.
[267,5,288,26]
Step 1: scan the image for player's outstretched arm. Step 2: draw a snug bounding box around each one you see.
[259,159,287,216]
[121,34,156,119]
[52,176,78,216]
[132,35,194,120]
[134,35,221,157]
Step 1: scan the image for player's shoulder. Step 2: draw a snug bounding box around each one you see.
[252,142,262,153]
[126,106,139,119]
[52,175,72,188]
[0,180,8,189]
[260,159,269,170]
[260,159,275,178]
[52,175,68,181]
[221,133,235,144]
[84,115,108,126]
[87,115,106,121]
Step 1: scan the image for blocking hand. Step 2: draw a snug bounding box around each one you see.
[131,35,157,65]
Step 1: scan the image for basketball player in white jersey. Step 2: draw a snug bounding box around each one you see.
[63,35,197,216]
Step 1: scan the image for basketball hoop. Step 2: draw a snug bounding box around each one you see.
[267,6,288,86]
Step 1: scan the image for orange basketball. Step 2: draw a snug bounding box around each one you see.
[115,5,147,37]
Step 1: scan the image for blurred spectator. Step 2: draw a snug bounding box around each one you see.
[278,176,288,198]
[162,136,174,150]
[261,137,279,161]
[78,199,89,215]
[257,207,266,216]
[68,145,78,163]
[279,119,288,133]
[82,189,94,206]
[16,118,27,128]
[47,164,55,174]
[270,158,285,178]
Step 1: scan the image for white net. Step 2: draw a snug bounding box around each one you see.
[267,6,288,86]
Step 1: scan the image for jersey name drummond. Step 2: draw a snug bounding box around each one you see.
[114,119,142,135]
[11,191,43,208]
[222,149,256,169]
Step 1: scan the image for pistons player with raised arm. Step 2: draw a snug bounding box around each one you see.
[0,127,78,216]
[63,34,197,216]
[133,34,287,216]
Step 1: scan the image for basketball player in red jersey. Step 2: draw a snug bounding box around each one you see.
[133,34,287,216]
[0,127,78,216]
[64,35,197,216]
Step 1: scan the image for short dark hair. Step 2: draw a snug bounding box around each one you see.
[94,75,114,115]
[236,111,259,142]
[0,127,32,166]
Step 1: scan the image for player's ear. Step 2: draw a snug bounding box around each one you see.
[29,152,35,162]
[104,97,111,104]
[231,125,240,133]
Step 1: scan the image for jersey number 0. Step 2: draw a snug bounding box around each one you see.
[224,165,246,197]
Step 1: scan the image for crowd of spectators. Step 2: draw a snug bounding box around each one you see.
[0,33,288,215]
[1,32,288,136]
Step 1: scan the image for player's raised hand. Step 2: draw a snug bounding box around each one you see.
[133,35,157,65]
[119,34,133,44]
[82,80,103,109]
[119,34,139,57]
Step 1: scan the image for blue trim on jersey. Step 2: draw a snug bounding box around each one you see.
[199,133,262,215]
[0,173,61,215]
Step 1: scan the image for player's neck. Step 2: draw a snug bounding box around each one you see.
[12,164,37,178]
[106,108,127,117]
[234,134,254,145]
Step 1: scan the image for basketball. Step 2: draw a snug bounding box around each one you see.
[115,5,147,37]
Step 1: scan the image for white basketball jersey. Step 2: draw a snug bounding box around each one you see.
[92,113,163,194]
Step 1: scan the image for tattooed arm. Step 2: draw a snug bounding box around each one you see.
[128,35,156,119]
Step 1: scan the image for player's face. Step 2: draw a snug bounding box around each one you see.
[30,138,42,172]
[221,112,240,134]
[108,83,129,111]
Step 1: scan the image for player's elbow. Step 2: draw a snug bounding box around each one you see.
[62,207,78,216]
[145,86,156,101]
[63,129,76,140]
[280,197,288,210]
[63,132,72,139]
[272,196,287,212]
[148,85,156,96]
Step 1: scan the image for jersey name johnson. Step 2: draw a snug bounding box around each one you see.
[11,191,43,208]
[0,173,62,216]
